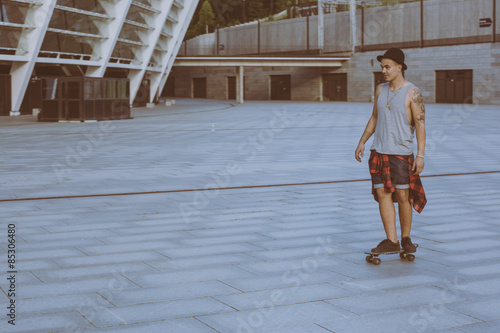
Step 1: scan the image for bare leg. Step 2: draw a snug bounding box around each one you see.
[396,189,412,238]
[375,187,398,243]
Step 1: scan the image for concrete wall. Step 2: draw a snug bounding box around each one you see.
[348,43,500,105]
[172,43,500,105]
[171,66,324,101]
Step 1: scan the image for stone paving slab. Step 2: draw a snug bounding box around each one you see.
[316,307,479,333]
[86,318,219,333]
[213,283,352,311]
[87,298,235,328]
[457,320,500,333]
[197,301,354,332]
[0,100,499,332]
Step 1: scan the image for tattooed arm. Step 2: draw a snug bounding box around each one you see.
[410,86,426,175]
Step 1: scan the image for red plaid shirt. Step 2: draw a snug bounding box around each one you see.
[369,151,427,213]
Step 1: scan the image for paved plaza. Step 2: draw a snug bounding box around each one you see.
[0,100,499,332]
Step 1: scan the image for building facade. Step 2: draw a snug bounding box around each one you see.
[0,0,199,116]
[171,0,500,105]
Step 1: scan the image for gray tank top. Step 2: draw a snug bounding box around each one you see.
[371,82,414,155]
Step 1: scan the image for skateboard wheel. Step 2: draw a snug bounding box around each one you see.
[372,258,381,265]
[399,253,407,260]
[407,254,415,261]
[366,255,373,263]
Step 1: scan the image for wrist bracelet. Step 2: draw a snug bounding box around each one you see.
[416,155,424,159]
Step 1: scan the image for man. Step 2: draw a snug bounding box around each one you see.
[355,48,427,254]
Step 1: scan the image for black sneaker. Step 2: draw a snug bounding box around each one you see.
[401,237,417,253]
[371,239,401,253]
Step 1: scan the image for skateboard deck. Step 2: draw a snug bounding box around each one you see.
[365,244,418,265]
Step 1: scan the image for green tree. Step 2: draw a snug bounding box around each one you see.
[185,0,325,40]
[196,0,216,33]
[186,0,243,39]
[247,1,265,21]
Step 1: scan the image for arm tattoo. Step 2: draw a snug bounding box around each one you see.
[412,87,425,123]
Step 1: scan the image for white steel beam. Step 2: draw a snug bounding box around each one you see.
[128,0,175,105]
[10,0,57,115]
[154,0,199,103]
[86,0,133,78]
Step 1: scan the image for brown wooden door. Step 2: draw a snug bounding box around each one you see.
[227,76,236,100]
[193,77,207,98]
[0,75,11,116]
[436,70,473,104]
[270,75,291,100]
[323,73,347,101]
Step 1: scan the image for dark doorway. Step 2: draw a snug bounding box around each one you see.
[133,79,150,107]
[20,78,43,115]
[436,70,473,104]
[60,79,83,120]
[193,77,207,98]
[322,73,347,101]
[270,75,291,100]
[374,72,385,96]
[162,76,175,97]
[227,76,246,100]
[227,76,236,100]
[0,75,11,116]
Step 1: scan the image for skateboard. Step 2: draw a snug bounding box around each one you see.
[365,244,418,265]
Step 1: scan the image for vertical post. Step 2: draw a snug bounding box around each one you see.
[307,14,310,52]
[217,25,219,56]
[494,0,497,43]
[350,0,356,54]
[420,0,424,47]
[361,2,365,52]
[258,20,261,54]
[236,66,244,104]
[0,0,4,22]
[318,0,324,55]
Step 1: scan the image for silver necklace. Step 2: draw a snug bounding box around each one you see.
[386,80,405,110]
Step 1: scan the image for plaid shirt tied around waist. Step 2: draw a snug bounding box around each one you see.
[369,151,427,213]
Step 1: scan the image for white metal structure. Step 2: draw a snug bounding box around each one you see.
[0,0,199,116]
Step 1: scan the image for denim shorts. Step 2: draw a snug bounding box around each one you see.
[371,155,410,189]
